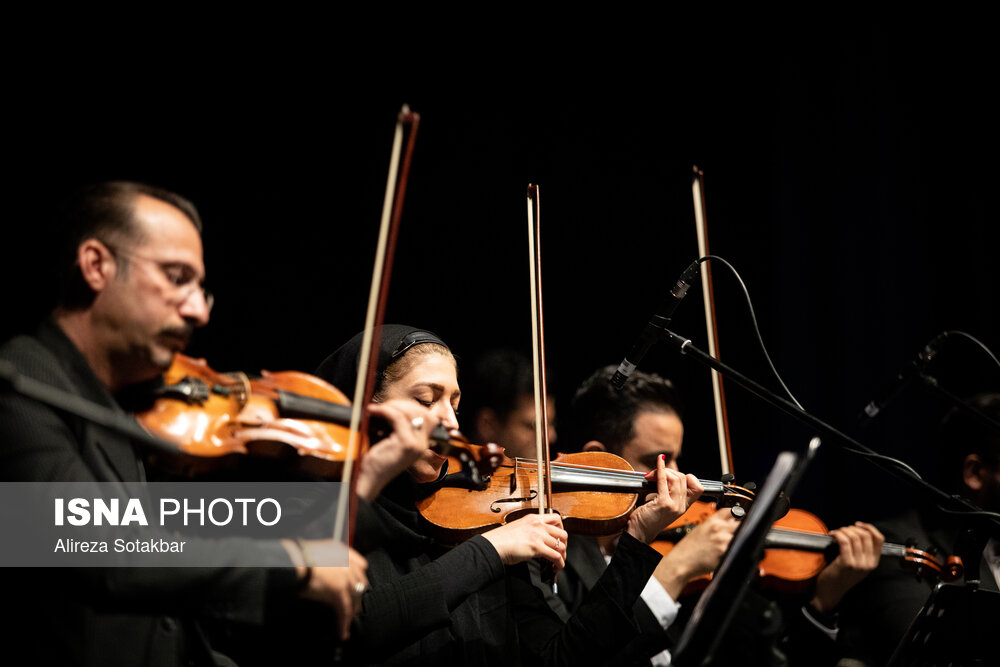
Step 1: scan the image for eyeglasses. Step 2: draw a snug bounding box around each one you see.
[105,244,215,313]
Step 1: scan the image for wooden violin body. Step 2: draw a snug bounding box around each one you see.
[138,354,498,485]
[418,451,637,543]
[652,503,963,596]
[416,449,754,544]
[759,510,964,593]
[137,355,357,477]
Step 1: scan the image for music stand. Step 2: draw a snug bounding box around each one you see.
[887,581,1000,665]
[672,438,820,667]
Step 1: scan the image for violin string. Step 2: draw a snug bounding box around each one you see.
[510,457,645,477]
[767,527,831,550]
[768,527,918,559]
[507,457,727,493]
[513,463,645,485]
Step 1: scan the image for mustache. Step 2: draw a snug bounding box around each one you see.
[160,324,195,345]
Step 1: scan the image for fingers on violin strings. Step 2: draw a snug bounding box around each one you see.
[853,524,880,566]
[686,473,705,498]
[834,526,869,567]
[651,458,671,494]
[661,468,686,502]
[856,521,885,546]
[840,527,862,564]
[829,526,846,545]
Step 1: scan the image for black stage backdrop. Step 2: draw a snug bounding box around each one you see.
[5,25,997,530]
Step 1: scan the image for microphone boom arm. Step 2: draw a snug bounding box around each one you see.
[654,327,1000,535]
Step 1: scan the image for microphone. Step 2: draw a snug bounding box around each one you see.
[610,260,701,389]
[858,333,947,424]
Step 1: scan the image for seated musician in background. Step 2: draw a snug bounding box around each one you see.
[838,392,1000,665]
[552,365,885,665]
[463,347,559,460]
[315,326,704,666]
[0,182,432,666]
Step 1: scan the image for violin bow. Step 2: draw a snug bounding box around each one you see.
[526,184,554,515]
[333,105,420,545]
[527,184,560,590]
[692,167,735,476]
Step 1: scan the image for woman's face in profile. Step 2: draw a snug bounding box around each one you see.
[381,350,461,483]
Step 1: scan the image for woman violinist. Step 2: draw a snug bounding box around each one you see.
[315,325,704,666]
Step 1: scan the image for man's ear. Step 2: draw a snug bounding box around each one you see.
[582,440,607,453]
[77,239,117,292]
[963,453,986,491]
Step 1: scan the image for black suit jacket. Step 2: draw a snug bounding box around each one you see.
[531,535,674,666]
[0,321,296,667]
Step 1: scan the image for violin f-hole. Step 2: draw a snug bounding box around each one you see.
[490,490,538,513]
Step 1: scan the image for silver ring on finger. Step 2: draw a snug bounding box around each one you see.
[410,416,425,432]
[353,582,368,596]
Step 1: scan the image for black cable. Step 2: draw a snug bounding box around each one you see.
[934,504,1000,521]
[698,255,924,480]
[699,255,804,411]
[941,330,1000,373]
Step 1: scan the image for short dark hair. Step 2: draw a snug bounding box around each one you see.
[935,392,1000,492]
[570,365,682,455]
[55,181,202,309]
[465,349,541,422]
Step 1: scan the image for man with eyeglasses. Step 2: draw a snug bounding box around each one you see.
[50,183,214,389]
[0,182,430,666]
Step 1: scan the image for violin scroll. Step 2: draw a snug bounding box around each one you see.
[431,428,505,490]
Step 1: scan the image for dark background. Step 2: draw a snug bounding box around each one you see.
[6,25,997,530]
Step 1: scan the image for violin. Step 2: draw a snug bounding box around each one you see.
[136,354,498,485]
[415,449,755,544]
[651,501,964,596]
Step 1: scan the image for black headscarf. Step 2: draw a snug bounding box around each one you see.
[315,324,450,398]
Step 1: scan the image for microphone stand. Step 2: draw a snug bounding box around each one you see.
[653,327,1000,664]
[647,327,1000,537]
[915,372,1000,434]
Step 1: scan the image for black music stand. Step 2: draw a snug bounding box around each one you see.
[887,581,1000,666]
[671,439,820,667]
